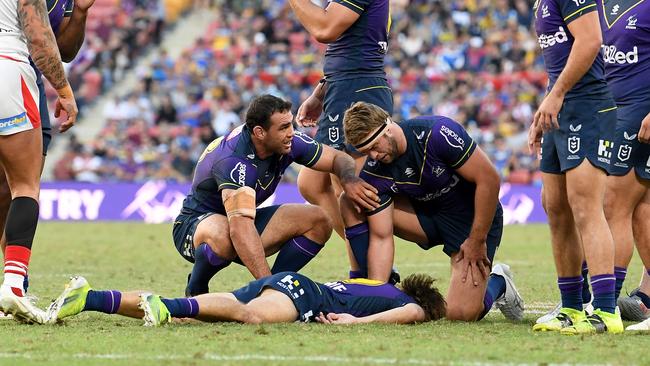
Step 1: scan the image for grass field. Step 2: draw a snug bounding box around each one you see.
[0,222,647,366]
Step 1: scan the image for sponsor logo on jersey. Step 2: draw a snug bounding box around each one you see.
[439,125,465,150]
[603,45,638,64]
[542,4,550,18]
[538,26,568,49]
[598,139,614,164]
[433,166,446,177]
[230,162,247,186]
[327,114,340,122]
[569,123,582,132]
[0,112,28,132]
[568,136,581,156]
[414,131,425,140]
[414,175,460,202]
[617,144,632,162]
[294,130,316,145]
[404,167,416,178]
[611,4,620,15]
[627,15,638,30]
[624,131,637,140]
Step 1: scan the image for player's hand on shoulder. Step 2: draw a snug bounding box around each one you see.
[341,177,380,212]
[455,237,490,287]
[316,312,357,325]
[533,91,563,133]
[638,112,650,144]
[296,95,323,127]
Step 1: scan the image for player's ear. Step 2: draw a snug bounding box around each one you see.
[252,125,266,139]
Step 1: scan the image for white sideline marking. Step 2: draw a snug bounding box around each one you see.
[0,352,615,366]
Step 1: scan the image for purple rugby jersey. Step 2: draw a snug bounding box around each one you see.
[48,0,74,34]
[182,125,323,216]
[323,0,390,81]
[319,278,415,317]
[598,0,650,103]
[359,116,479,215]
[534,0,609,99]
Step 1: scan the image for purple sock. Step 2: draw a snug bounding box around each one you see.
[591,274,616,313]
[83,290,122,314]
[558,276,583,311]
[161,297,199,318]
[614,266,627,301]
[271,236,324,273]
[349,270,364,279]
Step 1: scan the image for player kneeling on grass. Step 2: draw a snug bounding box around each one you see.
[173,95,381,297]
[45,272,445,325]
[340,102,524,322]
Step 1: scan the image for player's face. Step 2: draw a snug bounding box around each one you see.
[365,134,398,163]
[265,111,295,154]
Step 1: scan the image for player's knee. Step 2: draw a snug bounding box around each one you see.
[339,193,365,226]
[307,207,333,242]
[242,308,265,324]
[445,304,480,322]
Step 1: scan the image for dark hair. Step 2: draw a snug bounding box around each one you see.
[245,95,292,130]
[400,273,446,321]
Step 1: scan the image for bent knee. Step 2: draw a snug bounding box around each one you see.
[307,207,333,241]
[445,303,482,322]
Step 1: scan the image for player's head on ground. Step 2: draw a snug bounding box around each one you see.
[245,94,294,155]
[343,102,400,163]
[399,273,446,322]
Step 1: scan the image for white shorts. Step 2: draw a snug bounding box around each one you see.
[0,58,40,136]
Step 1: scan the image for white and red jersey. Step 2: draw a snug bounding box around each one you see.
[0,0,30,64]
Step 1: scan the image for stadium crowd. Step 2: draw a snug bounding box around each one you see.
[54,0,546,185]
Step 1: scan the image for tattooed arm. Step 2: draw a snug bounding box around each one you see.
[17,0,78,131]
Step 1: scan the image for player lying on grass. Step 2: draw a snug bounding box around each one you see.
[339,102,524,322]
[45,272,446,325]
[174,94,380,297]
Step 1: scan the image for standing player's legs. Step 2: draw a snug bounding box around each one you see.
[185,204,332,295]
[626,192,650,330]
[300,77,393,276]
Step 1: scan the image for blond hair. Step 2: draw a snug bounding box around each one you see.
[343,102,390,147]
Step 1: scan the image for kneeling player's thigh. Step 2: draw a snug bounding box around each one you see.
[392,196,429,244]
[260,204,329,245]
[194,214,231,250]
[446,252,488,321]
[245,289,299,323]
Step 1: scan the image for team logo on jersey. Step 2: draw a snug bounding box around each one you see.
[230,162,247,186]
[378,41,388,54]
[568,136,581,155]
[538,26,569,49]
[433,166,446,177]
[624,131,638,140]
[627,15,638,30]
[542,4,550,18]
[611,4,620,15]
[598,139,614,164]
[328,126,340,143]
[404,167,416,178]
[603,45,639,64]
[327,114,340,122]
[439,125,465,150]
[569,123,582,133]
[618,144,632,162]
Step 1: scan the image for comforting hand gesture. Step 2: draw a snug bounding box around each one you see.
[341,177,380,212]
[455,238,491,287]
[296,94,323,127]
[533,92,564,133]
[315,312,357,325]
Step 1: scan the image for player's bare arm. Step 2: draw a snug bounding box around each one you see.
[534,12,602,132]
[287,0,360,43]
[315,303,426,324]
[56,0,95,62]
[309,145,380,211]
[366,202,395,281]
[454,147,500,286]
[17,0,78,132]
[222,187,272,279]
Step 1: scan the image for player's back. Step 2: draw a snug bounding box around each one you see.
[534,0,609,99]
[0,0,30,63]
[324,0,390,81]
[598,0,650,104]
[319,279,414,317]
